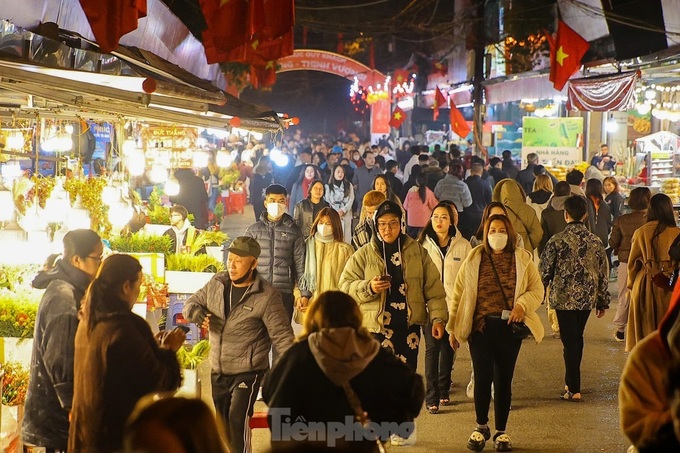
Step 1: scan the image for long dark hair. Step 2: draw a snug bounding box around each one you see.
[415,173,428,203]
[585,178,604,203]
[418,201,457,244]
[63,229,101,263]
[483,214,517,255]
[310,207,344,242]
[372,174,397,203]
[81,254,142,334]
[295,164,321,185]
[326,163,350,198]
[647,193,677,257]
[306,179,325,201]
[474,202,508,240]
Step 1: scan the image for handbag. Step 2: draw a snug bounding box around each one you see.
[488,253,531,340]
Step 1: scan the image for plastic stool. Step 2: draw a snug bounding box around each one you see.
[166,297,200,344]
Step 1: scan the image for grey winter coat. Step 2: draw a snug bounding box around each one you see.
[245,212,305,293]
[434,174,472,211]
[183,272,294,375]
[22,261,91,451]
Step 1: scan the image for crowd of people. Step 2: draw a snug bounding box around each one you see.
[17,131,680,453]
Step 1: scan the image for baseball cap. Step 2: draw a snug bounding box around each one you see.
[374,200,403,221]
[331,145,343,154]
[227,236,261,258]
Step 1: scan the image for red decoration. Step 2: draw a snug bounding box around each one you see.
[230,117,241,127]
[393,69,410,85]
[142,78,157,93]
[389,106,406,129]
[567,71,638,111]
[78,0,146,53]
[449,100,471,138]
[547,20,590,91]
[433,87,447,121]
[291,117,300,125]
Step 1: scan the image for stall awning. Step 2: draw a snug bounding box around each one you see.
[0,20,283,132]
[484,73,572,105]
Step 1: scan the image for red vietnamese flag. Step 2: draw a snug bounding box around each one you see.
[433,87,447,121]
[449,100,471,138]
[548,20,590,91]
[389,106,406,129]
[79,0,146,52]
[393,69,410,85]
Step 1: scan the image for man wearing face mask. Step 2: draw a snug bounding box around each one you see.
[539,195,609,403]
[245,184,306,323]
[183,236,294,453]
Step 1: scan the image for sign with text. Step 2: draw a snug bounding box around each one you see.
[522,117,584,167]
[278,49,384,86]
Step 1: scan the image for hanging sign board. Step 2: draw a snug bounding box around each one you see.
[522,117,584,167]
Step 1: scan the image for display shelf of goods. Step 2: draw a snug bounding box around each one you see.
[661,179,680,204]
[63,177,111,237]
[109,232,173,255]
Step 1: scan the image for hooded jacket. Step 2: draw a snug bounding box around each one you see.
[446,245,545,343]
[538,195,569,255]
[339,234,447,333]
[183,271,294,375]
[245,212,305,293]
[262,327,424,452]
[492,179,543,252]
[22,260,91,451]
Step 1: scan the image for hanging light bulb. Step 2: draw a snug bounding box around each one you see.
[5,129,25,151]
[165,174,180,196]
[55,126,73,152]
[216,147,233,168]
[192,150,209,168]
[127,151,146,176]
[150,164,168,183]
[122,138,137,156]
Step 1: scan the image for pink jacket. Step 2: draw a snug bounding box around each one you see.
[403,187,439,227]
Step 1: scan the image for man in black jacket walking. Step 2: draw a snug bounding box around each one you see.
[245,184,305,322]
[460,163,491,239]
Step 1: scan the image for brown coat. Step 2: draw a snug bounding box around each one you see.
[68,310,181,453]
[609,210,646,263]
[626,221,680,351]
[492,179,543,253]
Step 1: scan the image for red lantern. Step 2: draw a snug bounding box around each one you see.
[230,117,241,127]
[291,117,300,125]
[142,78,157,93]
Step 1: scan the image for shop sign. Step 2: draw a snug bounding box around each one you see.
[522,117,584,167]
[141,126,198,150]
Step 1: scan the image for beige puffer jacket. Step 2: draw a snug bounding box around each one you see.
[446,245,545,343]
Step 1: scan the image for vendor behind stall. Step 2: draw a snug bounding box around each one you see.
[591,144,617,172]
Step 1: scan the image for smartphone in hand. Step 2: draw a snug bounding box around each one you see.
[379,275,392,282]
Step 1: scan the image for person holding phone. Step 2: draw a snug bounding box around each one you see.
[447,214,544,452]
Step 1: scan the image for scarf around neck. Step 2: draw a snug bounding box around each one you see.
[299,232,334,294]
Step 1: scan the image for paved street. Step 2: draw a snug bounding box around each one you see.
[221,206,631,453]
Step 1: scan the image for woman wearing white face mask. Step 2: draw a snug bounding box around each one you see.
[447,214,544,453]
[295,208,354,321]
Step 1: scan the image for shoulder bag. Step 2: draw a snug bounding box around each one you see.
[488,253,531,340]
[342,382,388,453]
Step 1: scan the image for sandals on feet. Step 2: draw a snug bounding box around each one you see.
[494,433,513,451]
[467,427,491,451]
[426,405,439,414]
[560,391,582,402]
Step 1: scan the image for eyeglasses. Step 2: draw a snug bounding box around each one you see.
[377,220,400,230]
[85,255,103,263]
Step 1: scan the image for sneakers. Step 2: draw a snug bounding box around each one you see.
[467,427,491,451]
[614,330,625,342]
[551,330,561,339]
[466,380,474,399]
[494,433,513,451]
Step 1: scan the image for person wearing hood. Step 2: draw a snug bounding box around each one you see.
[163,205,202,254]
[447,214,544,452]
[183,236,294,453]
[418,201,472,414]
[245,184,306,323]
[325,164,355,244]
[538,182,571,255]
[610,187,651,343]
[352,190,386,250]
[492,179,543,254]
[22,229,103,453]
[340,200,447,371]
[263,291,424,452]
[566,169,586,197]
[619,285,680,452]
[169,168,209,229]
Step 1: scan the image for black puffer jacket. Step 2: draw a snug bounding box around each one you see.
[245,212,305,293]
[22,260,91,451]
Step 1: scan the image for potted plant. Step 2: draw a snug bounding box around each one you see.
[165,254,223,294]
[175,340,211,398]
[191,230,228,261]
[64,177,111,238]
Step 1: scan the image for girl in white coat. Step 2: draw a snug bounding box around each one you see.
[448,215,544,452]
[325,164,355,244]
[418,201,471,414]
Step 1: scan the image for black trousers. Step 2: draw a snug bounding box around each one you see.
[212,371,264,453]
[422,322,455,406]
[272,291,294,362]
[469,316,522,431]
[555,309,591,394]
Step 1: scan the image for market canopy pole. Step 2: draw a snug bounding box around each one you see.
[471,0,486,158]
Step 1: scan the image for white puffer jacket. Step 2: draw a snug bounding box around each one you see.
[446,245,545,343]
[420,230,472,311]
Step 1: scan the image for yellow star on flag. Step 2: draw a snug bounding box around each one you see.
[556,46,569,66]
[394,112,402,120]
